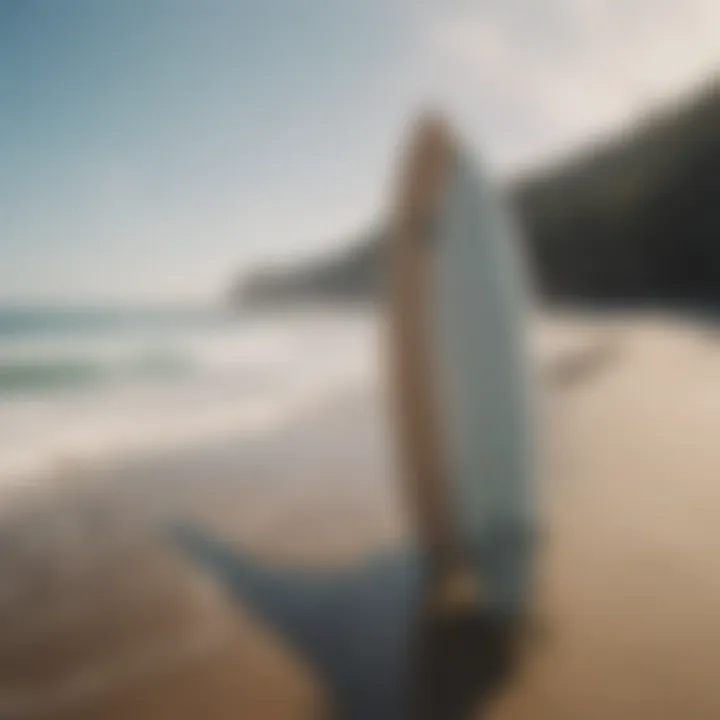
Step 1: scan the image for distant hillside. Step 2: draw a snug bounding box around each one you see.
[515,79,720,304]
[230,232,386,308]
[233,80,720,309]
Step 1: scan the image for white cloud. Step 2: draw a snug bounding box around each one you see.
[415,0,720,171]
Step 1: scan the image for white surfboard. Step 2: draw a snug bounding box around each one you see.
[389,116,535,615]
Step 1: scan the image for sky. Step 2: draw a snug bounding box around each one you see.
[0,0,718,304]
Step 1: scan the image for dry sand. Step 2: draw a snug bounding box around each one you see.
[494,314,720,720]
[1,313,719,718]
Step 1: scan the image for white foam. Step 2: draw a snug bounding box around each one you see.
[0,309,378,490]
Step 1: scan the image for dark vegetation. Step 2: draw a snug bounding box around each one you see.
[233,80,720,309]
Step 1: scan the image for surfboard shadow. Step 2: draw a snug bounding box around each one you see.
[169,523,421,720]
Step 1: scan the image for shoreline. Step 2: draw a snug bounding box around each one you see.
[1,312,719,717]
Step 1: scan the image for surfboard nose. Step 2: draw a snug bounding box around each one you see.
[396,113,455,230]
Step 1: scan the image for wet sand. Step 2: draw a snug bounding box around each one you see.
[0,490,324,719]
[1,313,720,718]
[0,380,398,719]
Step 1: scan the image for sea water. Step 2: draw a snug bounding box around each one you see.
[0,305,376,489]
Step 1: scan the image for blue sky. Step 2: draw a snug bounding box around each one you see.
[1,0,718,303]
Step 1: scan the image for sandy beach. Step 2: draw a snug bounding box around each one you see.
[1,312,719,718]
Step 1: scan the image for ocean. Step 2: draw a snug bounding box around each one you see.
[0,305,376,489]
